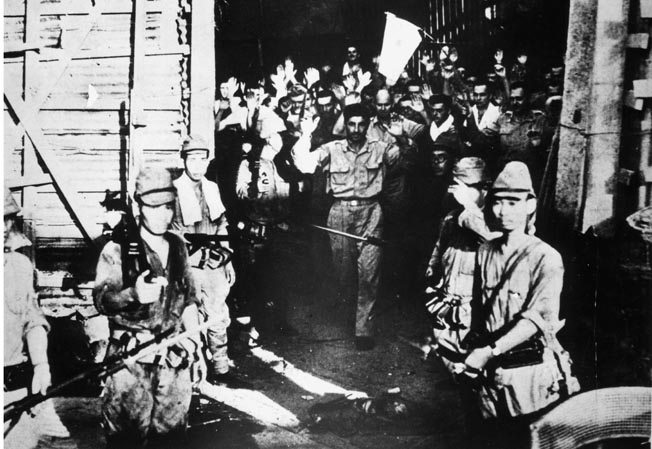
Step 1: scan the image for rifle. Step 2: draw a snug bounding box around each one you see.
[100,190,152,285]
[4,317,220,427]
[183,233,232,258]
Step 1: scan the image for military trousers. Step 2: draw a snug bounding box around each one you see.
[327,199,383,337]
[102,362,192,447]
[192,263,233,375]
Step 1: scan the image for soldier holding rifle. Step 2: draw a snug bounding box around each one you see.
[171,136,250,388]
[94,168,202,448]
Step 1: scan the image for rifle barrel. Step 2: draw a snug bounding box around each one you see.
[4,317,220,423]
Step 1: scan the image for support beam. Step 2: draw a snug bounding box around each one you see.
[556,0,630,236]
[23,0,42,262]
[128,0,148,196]
[5,90,100,244]
[6,175,53,190]
[190,0,216,157]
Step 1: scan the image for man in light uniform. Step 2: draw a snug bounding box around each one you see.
[172,137,243,387]
[292,104,411,350]
[463,162,579,446]
[4,189,70,447]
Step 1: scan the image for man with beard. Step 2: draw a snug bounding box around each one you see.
[292,104,409,350]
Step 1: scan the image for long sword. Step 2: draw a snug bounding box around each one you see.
[309,224,387,246]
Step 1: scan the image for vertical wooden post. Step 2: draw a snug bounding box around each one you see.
[23,0,42,262]
[128,0,147,195]
[190,0,216,157]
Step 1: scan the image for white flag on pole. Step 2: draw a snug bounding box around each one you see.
[378,12,423,85]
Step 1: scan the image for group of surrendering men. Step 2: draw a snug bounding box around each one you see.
[5,42,580,448]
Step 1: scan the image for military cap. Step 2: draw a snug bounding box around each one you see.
[453,157,489,186]
[181,136,210,158]
[491,161,535,197]
[135,167,176,206]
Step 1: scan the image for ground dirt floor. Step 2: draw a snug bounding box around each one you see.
[15,222,652,449]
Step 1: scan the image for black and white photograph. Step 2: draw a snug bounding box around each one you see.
[3,0,651,448]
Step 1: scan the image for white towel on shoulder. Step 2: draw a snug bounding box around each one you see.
[174,173,225,226]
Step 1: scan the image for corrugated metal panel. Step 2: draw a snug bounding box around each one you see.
[37,110,182,134]
[3,0,188,254]
[4,16,24,43]
[42,54,183,110]
[5,0,166,17]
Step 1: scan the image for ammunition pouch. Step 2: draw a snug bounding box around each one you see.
[239,220,269,243]
[4,362,33,392]
[197,245,233,270]
[425,289,468,330]
[110,329,196,369]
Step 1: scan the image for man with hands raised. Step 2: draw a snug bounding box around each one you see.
[292,104,414,350]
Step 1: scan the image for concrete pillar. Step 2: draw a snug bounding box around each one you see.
[556,0,630,236]
[556,0,597,231]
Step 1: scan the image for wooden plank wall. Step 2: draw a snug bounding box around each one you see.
[4,0,189,251]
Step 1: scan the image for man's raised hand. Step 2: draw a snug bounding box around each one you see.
[226,77,239,98]
[342,74,357,93]
[284,57,297,84]
[355,71,372,92]
[304,67,320,88]
[300,116,320,136]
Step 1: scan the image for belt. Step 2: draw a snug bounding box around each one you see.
[334,197,378,206]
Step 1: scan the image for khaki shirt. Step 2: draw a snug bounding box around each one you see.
[293,136,400,199]
[497,110,547,163]
[4,250,49,366]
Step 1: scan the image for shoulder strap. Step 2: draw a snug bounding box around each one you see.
[478,239,542,325]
